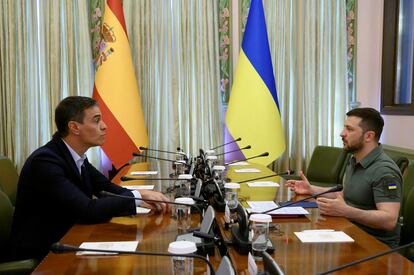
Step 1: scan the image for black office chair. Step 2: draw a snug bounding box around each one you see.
[0,191,38,274]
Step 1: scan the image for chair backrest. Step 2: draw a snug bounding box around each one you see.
[306,146,350,187]
[0,156,19,206]
[216,255,235,275]
[391,155,409,176]
[402,164,414,208]
[0,190,14,261]
[401,188,414,261]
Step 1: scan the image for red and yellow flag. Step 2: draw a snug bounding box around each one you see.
[93,0,148,168]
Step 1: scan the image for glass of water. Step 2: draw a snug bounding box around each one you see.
[168,241,197,275]
[249,214,272,260]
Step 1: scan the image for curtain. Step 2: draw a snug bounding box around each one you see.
[122,0,222,159]
[262,0,348,172]
[0,0,95,170]
[1,0,222,170]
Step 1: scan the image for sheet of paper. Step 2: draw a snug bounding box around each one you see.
[294,231,354,243]
[136,207,151,214]
[228,161,250,166]
[247,181,279,187]
[121,185,154,190]
[76,241,139,255]
[234,168,261,173]
[247,201,309,215]
[130,171,158,175]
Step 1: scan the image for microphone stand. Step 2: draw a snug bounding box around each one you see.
[51,242,215,275]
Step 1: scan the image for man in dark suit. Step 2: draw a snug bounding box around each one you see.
[10,96,170,261]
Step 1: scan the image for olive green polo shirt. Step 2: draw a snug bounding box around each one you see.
[343,145,402,247]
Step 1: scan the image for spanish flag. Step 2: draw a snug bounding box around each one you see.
[226,0,285,166]
[92,0,148,169]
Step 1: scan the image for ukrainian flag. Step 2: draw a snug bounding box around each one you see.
[226,0,285,166]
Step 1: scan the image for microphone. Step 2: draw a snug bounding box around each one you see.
[121,176,178,182]
[139,146,188,161]
[261,185,343,214]
[235,170,295,184]
[50,242,215,275]
[318,241,414,274]
[132,153,190,166]
[224,152,269,166]
[210,137,241,150]
[215,145,251,157]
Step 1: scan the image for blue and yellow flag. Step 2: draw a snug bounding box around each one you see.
[226,0,285,166]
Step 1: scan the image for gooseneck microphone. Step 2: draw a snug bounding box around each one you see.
[121,176,179,182]
[132,153,190,166]
[261,185,343,214]
[235,170,295,184]
[210,137,242,150]
[50,242,215,275]
[318,241,414,274]
[224,152,269,166]
[215,145,251,157]
[139,146,186,156]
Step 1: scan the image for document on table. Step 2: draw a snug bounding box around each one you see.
[234,168,261,173]
[130,171,158,175]
[76,241,139,255]
[228,161,250,166]
[247,181,279,187]
[294,230,354,243]
[121,185,155,190]
[247,201,309,215]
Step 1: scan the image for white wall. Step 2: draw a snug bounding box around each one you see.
[357,0,414,150]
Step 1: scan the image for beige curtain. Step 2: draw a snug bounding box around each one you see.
[0,0,94,170]
[123,0,222,159]
[262,0,348,172]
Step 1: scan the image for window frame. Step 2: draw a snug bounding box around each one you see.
[381,0,414,115]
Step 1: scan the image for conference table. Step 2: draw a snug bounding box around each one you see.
[32,161,414,274]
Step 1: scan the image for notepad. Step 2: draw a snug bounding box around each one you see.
[130,171,158,175]
[121,185,155,190]
[247,201,309,216]
[294,230,354,243]
[228,161,250,166]
[76,241,139,255]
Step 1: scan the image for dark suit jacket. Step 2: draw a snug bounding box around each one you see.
[10,133,136,260]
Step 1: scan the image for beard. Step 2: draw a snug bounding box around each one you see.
[342,135,364,153]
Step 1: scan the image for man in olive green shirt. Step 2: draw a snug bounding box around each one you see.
[286,108,402,247]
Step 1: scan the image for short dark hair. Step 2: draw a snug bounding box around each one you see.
[55,96,98,137]
[346,107,384,141]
